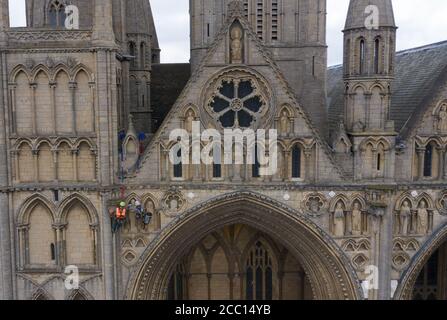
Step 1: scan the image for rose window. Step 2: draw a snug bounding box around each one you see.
[208,78,266,128]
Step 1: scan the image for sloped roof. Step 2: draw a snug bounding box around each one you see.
[150,63,191,132]
[327,40,447,136]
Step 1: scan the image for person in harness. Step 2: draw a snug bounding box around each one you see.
[113,202,127,233]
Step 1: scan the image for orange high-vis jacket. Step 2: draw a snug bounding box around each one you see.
[116,208,127,220]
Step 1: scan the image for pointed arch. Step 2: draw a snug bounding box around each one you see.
[17,194,56,225]
[58,193,98,225]
[32,288,54,301]
[126,191,363,300]
[54,68,73,134]
[329,194,350,213]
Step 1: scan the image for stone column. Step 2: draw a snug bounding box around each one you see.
[416,147,425,180]
[0,4,13,295]
[101,192,115,300]
[444,148,447,179]
[437,147,445,180]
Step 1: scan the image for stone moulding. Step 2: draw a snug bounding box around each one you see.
[7,30,92,42]
[125,190,364,300]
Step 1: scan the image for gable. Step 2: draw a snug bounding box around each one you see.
[127,9,345,183]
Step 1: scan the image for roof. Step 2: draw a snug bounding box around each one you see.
[344,0,395,31]
[150,63,191,131]
[327,40,447,136]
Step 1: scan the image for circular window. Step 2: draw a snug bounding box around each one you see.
[208,77,267,128]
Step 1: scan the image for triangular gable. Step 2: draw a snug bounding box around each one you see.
[127,4,346,182]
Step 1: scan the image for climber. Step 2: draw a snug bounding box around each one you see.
[142,210,153,230]
[113,202,127,233]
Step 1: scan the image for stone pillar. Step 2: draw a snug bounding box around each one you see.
[101,192,115,300]
[437,147,445,180]
[416,147,425,180]
[444,148,447,179]
[0,3,13,296]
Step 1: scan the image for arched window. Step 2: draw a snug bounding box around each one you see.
[246,241,273,300]
[359,39,366,74]
[173,148,183,178]
[213,148,222,179]
[252,144,261,178]
[140,42,146,69]
[424,144,434,177]
[48,0,66,28]
[129,42,136,69]
[292,144,302,179]
[167,264,186,300]
[374,38,380,74]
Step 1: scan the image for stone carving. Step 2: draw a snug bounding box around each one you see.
[437,104,447,132]
[230,24,243,64]
[398,200,412,236]
[7,30,92,42]
[184,109,195,133]
[279,109,290,136]
[351,202,363,236]
[333,201,346,237]
[303,193,326,217]
[436,192,447,216]
[162,187,186,216]
[416,200,429,235]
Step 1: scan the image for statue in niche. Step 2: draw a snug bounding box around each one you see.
[279,109,290,136]
[333,202,346,237]
[351,202,363,236]
[230,24,243,63]
[399,201,412,235]
[185,109,195,133]
[417,200,429,234]
[438,104,447,132]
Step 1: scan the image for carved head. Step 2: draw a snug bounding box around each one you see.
[353,202,361,210]
[403,200,410,208]
[419,200,427,209]
[231,26,243,40]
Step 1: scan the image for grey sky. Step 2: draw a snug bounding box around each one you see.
[9,0,447,66]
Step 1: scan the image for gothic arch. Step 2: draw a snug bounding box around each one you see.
[394,222,447,300]
[66,287,94,301]
[32,288,54,300]
[17,194,56,225]
[329,194,350,213]
[395,192,417,211]
[125,191,363,300]
[10,65,31,83]
[30,65,51,83]
[416,192,435,210]
[58,193,98,225]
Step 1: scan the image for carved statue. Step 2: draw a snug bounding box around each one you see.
[185,109,195,133]
[417,200,429,234]
[351,202,362,235]
[334,202,345,237]
[438,105,447,132]
[230,25,243,63]
[399,201,411,235]
[279,110,289,135]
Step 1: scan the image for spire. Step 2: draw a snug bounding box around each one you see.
[344,0,396,31]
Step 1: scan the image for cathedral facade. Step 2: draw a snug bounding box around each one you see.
[0,0,447,300]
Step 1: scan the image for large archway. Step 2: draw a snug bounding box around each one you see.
[125,192,363,300]
[395,223,447,300]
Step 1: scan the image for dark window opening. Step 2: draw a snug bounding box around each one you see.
[245,242,273,300]
[53,190,59,202]
[359,39,365,74]
[167,265,185,300]
[252,144,261,178]
[377,153,381,171]
[424,145,434,177]
[50,243,56,261]
[374,39,380,74]
[292,145,302,178]
[173,148,183,178]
